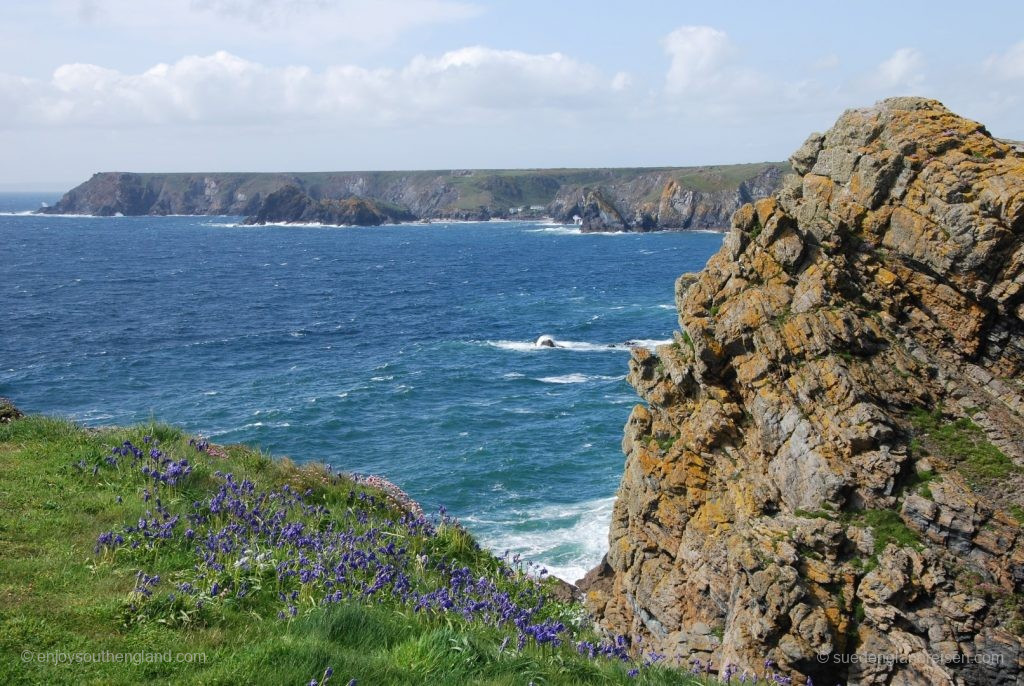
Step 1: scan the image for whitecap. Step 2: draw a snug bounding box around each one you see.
[536,373,622,384]
[483,338,668,353]
[627,338,674,349]
[469,496,616,583]
[524,226,581,235]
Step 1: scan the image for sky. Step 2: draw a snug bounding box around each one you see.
[2,0,1024,189]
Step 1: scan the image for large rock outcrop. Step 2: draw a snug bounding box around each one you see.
[548,165,784,232]
[241,185,414,226]
[582,98,1024,685]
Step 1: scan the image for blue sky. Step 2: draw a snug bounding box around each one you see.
[2,1,1023,188]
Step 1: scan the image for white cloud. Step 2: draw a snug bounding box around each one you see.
[984,41,1024,80]
[662,25,733,94]
[871,48,925,89]
[0,48,629,129]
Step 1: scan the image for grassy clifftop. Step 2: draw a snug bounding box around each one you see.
[0,415,716,685]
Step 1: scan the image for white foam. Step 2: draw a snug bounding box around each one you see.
[5,212,105,218]
[484,338,668,353]
[536,373,622,384]
[525,226,581,235]
[628,338,674,349]
[469,496,616,583]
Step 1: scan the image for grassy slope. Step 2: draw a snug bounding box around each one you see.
[0,416,703,686]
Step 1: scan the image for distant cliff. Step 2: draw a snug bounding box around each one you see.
[39,164,786,230]
[581,98,1024,684]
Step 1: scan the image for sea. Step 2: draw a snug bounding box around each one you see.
[0,192,723,581]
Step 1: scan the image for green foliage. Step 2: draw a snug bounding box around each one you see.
[859,509,922,555]
[680,331,695,356]
[0,415,701,686]
[656,435,678,452]
[1009,505,1024,524]
[910,408,1018,486]
[902,469,938,500]
[793,509,834,520]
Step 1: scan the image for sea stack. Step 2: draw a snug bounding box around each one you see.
[581,98,1024,685]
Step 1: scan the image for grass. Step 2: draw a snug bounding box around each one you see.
[909,408,1019,487]
[0,415,709,686]
[858,509,922,555]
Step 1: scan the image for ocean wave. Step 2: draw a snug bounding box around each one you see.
[2,212,105,218]
[467,496,616,583]
[627,338,674,349]
[524,226,581,235]
[536,373,622,384]
[483,338,670,353]
[207,420,291,436]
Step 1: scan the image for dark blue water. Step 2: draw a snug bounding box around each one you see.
[0,193,722,579]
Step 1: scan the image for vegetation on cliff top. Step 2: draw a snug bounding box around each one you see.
[0,415,721,685]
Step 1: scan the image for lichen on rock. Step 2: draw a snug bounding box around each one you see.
[582,98,1024,685]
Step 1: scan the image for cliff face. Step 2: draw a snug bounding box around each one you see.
[548,165,784,232]
[242,185,414,226]
[39,165,785,230]
[582,98,1024,685]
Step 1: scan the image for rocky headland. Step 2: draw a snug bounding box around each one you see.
[38,164,785,230]
[580,97,1024,685]
[241,185,415,226]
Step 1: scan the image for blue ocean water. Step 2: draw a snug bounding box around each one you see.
[0,192,722,580]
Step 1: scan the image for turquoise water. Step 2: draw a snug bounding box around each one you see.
[0,193,722,580]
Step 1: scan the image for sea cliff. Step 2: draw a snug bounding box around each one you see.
[38,164,785,230]
[581,98,1024,685]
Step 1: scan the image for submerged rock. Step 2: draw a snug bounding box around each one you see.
[586,98,1024,685]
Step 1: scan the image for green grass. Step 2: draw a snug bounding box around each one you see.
[0,416,703,686]
[858,509,922,555]
[910,408,1019,486]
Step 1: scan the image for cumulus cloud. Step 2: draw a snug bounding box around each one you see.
[0,48,629,129]
[984,41,1024,80]
[662,25,733,94]
[871,48,925,90]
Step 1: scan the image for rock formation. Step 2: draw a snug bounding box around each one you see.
[242,185,414,226]
[548,165,784,232]
[39,165,785,231]
[0,397,22,423]
[581,98,1024,685]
